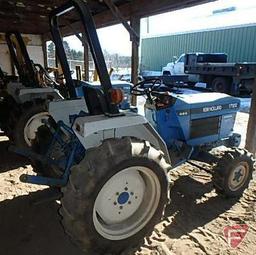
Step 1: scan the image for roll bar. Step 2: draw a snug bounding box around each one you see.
[49,0,119,115]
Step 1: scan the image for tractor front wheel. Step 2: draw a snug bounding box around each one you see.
[60,138,171,254]
[212,148,254,198]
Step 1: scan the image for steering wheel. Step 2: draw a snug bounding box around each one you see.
[131,78,162,102]
[131,78,162,94]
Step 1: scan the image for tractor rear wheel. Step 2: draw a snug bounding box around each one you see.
[212,148,254,198]
[60,138,171,254]
[13,102,50,148]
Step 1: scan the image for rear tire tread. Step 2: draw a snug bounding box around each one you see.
[60,137,171,254]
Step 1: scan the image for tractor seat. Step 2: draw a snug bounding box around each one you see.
[82,85,108,115]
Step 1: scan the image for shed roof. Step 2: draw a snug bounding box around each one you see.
[0,0,214,36]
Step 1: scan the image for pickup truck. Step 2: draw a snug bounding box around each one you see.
[184,53,256,95]
[163,53,256,95]
[162,54,199,84]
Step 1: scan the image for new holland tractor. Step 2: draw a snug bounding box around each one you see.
[11,0,254,254]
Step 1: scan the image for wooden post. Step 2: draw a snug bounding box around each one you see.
[9,53,15,76]
[75,65,82,80]
[68,32,89,81]
[83,37,89,81]
[41,37,48,68]
[131,16,140,106]
[245,77,256,154]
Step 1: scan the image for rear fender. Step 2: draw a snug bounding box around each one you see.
[49,98,88,127]
[7,83,63,104]
[72,113,171,164]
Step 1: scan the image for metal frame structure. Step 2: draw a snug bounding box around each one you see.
[49,0,119,114]
[5,32,39,87]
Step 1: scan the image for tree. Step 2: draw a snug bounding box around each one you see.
[47,40,131,70]
[70,49,83,60]
[63,40,72,59]
[47,42,55,58]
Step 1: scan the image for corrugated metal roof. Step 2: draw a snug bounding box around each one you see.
[140,24,256,71]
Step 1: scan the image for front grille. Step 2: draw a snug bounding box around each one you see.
[190,116,220,139]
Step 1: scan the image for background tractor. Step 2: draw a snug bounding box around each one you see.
[0,32,62,148]
[11,0,254,254]
[0,31,133,150]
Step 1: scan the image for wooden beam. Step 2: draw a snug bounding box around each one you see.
[132,0,215,18]
[76,65,82,80]
[245,77,256,154]
[0,0,215,35]
[43,0,215,40]
[103,0,139,44]
[131,16,140,106]
[0,21,48,35]
[41,37,48,68]
[82,33,90,81]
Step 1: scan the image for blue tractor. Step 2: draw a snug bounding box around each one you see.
[11,0,254,254]
[131,78,254,197]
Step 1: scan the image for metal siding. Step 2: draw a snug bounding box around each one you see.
[141,25,256,71]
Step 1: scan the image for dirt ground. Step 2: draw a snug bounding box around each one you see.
[0,112,255,255]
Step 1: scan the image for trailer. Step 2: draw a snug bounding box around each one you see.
[184,53,256,95]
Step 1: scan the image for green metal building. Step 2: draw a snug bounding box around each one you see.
[140,24,256,71]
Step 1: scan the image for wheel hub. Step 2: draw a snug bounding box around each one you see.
[94,170,145,225]
[117,192,130,205]
[24,112,49,146]
[233,169,244,183]
[228,162,249,191]
[216,83,224,92]
[93,166,161,240]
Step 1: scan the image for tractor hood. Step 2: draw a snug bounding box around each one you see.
[145,88,240,148]
[171,88,240,116]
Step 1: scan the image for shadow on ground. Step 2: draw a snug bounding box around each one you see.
[0,173,240,255]
[0,137,241,255]
[0,139,29,173]
[164,175,238,238]
[0,188,85,255]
